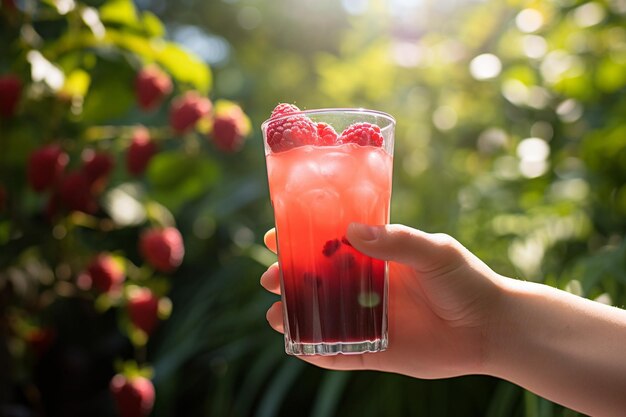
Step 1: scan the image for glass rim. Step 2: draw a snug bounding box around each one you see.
[261,107,396,131]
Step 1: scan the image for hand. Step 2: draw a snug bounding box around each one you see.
[261,223,504,379]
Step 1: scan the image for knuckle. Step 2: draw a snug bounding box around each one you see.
[431,233,462,255]
[388,225,417,245]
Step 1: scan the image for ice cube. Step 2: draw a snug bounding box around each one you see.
[364,149,392,188]
[319,151,355,189]
[347,183,384,221]
[284,160,321,194]
[298,188,342,228]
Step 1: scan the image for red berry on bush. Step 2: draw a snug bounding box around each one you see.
[86,253,125,293]
[27,145,69,193]
[169,91,212,135]
[212,111,246,152]
[81,150,114,190]
[128,287,160,335]
[110,374,155,417]
[126,127,157,176]
[135,66,172,111]
[139,227,184,273]
[58,172,98,214]
[0,74,22,119]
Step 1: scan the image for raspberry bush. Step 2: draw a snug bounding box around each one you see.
[0,1,250,416]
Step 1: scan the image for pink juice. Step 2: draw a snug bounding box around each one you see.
[267,143,392,351]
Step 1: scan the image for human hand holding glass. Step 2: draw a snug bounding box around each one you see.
[261,223,500,378]
[261,223,626,417]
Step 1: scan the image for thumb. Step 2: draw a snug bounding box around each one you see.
[346,223,464,273]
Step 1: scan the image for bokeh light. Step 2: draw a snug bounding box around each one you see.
[515,8,544,33]
[469,53,502,80]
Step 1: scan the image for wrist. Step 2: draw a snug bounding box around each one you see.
[480,275,528,378]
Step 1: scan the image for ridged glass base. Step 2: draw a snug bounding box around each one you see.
[285,337,388,356]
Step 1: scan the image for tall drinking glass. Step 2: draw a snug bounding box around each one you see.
[262,109,395,355]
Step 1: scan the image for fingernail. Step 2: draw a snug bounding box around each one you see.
[350,223,380,242]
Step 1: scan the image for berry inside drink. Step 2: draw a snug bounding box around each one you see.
[267,143,392,354]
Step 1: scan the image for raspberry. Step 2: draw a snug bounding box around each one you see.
[317,122,338,146]
[169,91,212,135]
[0,74,22,119]
[128,287,160,335]
[126,127,157,176]
[135,66,172,111]
[270,103,301,119]
[212,109,246,152]
[86,253,125,293]
[139,227,185,273]
[58,172,98,214]
[27,145,69,192]
[322,239,341,257]
[266,103,317,153]
[81,150,114,190]
[339,122,384,147]
[323,236,360,271]
[110,374,155,417]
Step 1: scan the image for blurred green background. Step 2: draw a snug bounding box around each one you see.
[1,0,626,416]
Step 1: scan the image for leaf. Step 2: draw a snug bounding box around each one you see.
[141,11,165,37]
[311,372,350,417]
[103,31,211,93]
[486,381,521,417]
[81,57,135,123]
[524,390,539,417]
[155,43,212,94]
[233,345,283,417]
[146,151,220,212]
[596,57,626,93]
[60,69,91,98]
[99,0,138,27]
[254,359,306,417]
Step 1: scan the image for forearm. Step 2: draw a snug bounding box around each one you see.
[485,277,626,417]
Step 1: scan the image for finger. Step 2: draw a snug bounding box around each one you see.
[266,301,284,333]
[264,228,277,254]
[345,223,465,273]
[297,352,374,372]
[260,263,281,295]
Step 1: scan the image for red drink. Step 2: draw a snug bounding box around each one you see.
[262,108,395,355]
